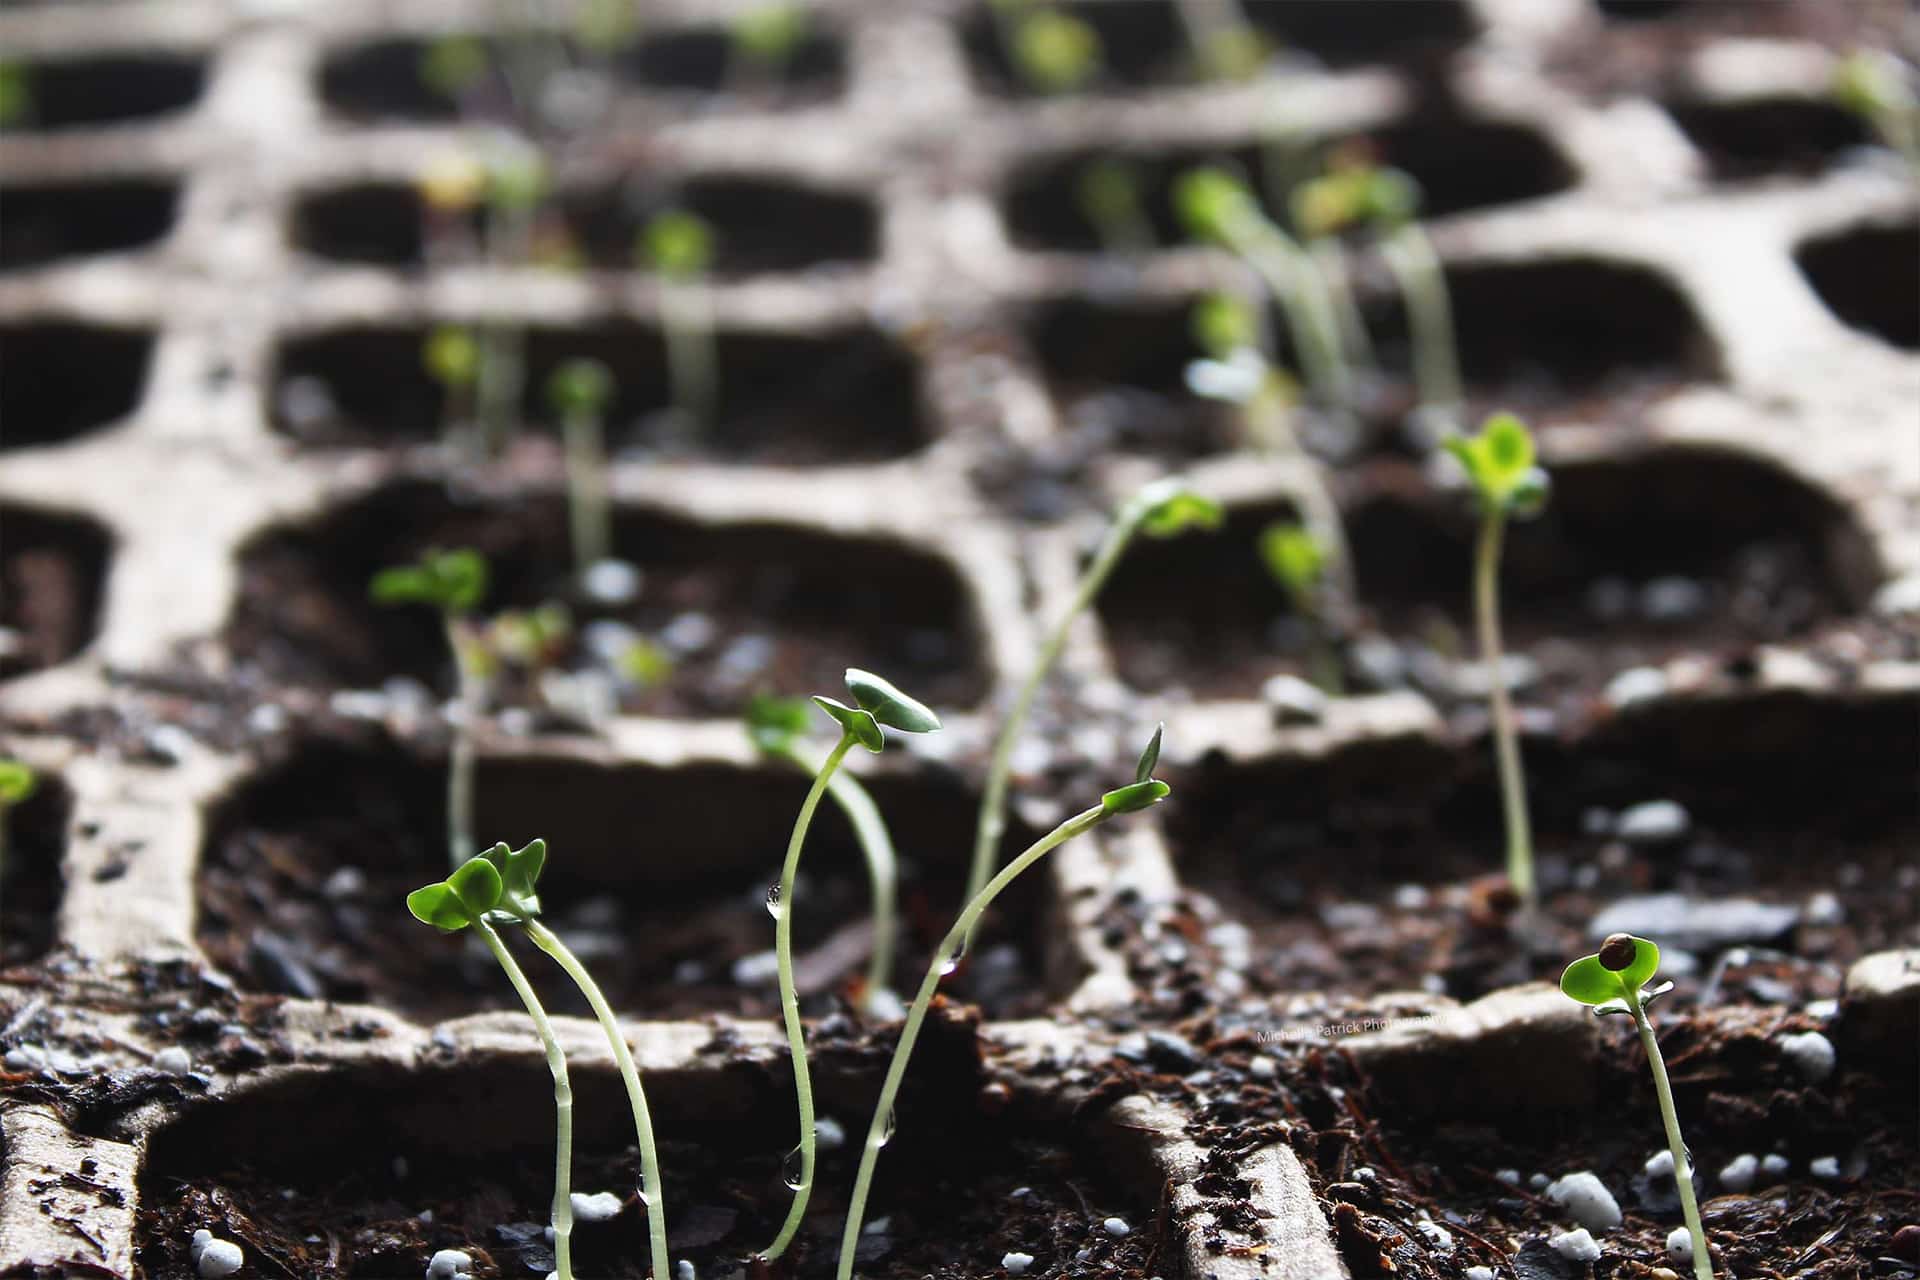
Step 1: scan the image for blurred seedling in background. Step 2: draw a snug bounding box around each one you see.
[370,548,490,868]
[423,325,481,457]
[1077,158,1155,254]
[474,145,549,458]
[747,694,902,1017]
[1443,413,1549,907]
[0,62,33,129]
[0,760,38,932]
[1176,165,1356,439]
[1562,933,1714,1280]
[545,357,617,577]
[731,3,810,92]
[1174,0,1268,82]
[1293,146,1463,442]
[963,480,1219,910]
[639,209,718,436]
[420,34,492,112]
[1834,48,1920,174]
[1259,522,1342,694]
[761,670,940,1261]
[994,0,1103,95]
[836,729,1171,1280]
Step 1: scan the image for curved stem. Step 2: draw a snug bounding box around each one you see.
[1309,237,1376,370]
[473,919,574,1280]
[778,742,899,1013]
[525,920,670,1280]
[1629,988,1713,1280]
[446,616,480,871]
[837,805,1110,1280]
[1380,223,1462,436]
[964,511,1141,908]
[762,731,858,1260]
[1223,213,1353,424]
[562,408,610,573]
[1474,512,1534,906]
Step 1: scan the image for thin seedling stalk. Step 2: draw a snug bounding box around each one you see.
[1216,210,1354,425]
[837,803,1112,1280]
[445,619,482,870]
[560,403,611,571]
[762,731,858,1259]
[1380,223,1463,434]
[1627,986,1714,1280]
[476,204,534,460]
[1473,509,1535,905]
[525,919,671,1280]
[471,917,575,1280]
[1308,237,1376,370]
[661,274,718,433]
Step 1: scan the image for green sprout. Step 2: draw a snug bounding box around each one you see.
[1443,413,1549,906]
[639,210,718,436]
[760,670,940,1261]
[1834,49,1919,172]
[1076,158,1155,254]
[423,325,480,455]
[748,694,901,1016]
[371,549,489,869]
[1259,522,1341,694]
[1562,934,1713,1280]
[419,35,490,104]
[545,358,617,575]
[962,479,1219,911]
[1173,0,1268,82]
[0,63,33,130]
[731,3,810,88]
[1175,165,1356,433]
[1008,7,1103,95]
[835,730,1172,1280]
[0,759,38,931]
[473,146,548,460]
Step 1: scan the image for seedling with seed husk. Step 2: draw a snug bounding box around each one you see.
[423,325,480,455]
[0,759,38,934]
[1443,412,1549,907]
[730,3,810,92]
[0,62,33,129]
[370,548,490,869]
[1175,165,1356,436]
[1077,158,1155,254]
[836,729,1171,1280]
[760,670,941,1261]
[1562,933,1713,1280]
[1293,151,1462,441]
[994,0,1103,95]
[747,694,901,1017]
[639,210,718,436]
[1259,522,1342,694]
[962,479,1219,911]
[546,357,617,576]
[1834,48,1919,174]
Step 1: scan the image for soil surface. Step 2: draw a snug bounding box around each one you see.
[0,505,111,681]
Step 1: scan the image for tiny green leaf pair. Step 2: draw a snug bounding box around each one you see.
[813,668,941,752]
[1173,167,1260,245]
[548,359,615,416]
[1101,724,1169,815]
[407,839,548,931]
[1444,412,1550,518]
[1290,164,1420,240]
[370,547,488,615]
[1123,478,1226,539]
[642,210,713,278]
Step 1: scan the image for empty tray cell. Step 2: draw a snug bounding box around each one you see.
[0,766,69,966]
[197,736,1048,1022]
[0,503,111,680]
[1005,121,1571,250]
[0,178,179,271]
[137,1052,1159,1279]
[224,479,986,714]
[963,0,1475,95]
[1795,221,1920,351]
[270,322,926,462]
[292,176,877,273]
[1164,690,1919,1001]
[1666,97,1871,181]
[0,54,205,130]
[0,321,154,448]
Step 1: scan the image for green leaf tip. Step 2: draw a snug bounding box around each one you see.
[812,696,884,753]
[1127,479,1224,538]
[1134,724,1163,784]
[407,855,504,932]
[1561,933,1662,1007]
[1012,8,1101,94]
[1445,412,1550,519]
[1173,166,1256,243]
[481,838,547,916]
[547,357,615,416]
[1102,779,1170,815]
[746,694,814,754]
[1258,523,1325,598]
[642,209,713,278]
[845,668,941,734]
[369,547,488,615]
[423,326,479,389]
[0,759,37,806]
[1190,292,1259,360]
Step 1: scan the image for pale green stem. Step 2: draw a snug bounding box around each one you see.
[837,804,1110,1280]
[762,731,857,1259]
[473,918,574,1280]
[525,919,671,1280]
[1242,385,1357,641]
[775,741,899,1014]
[964,511,1142,909]
[1172,0,1254,78]
[562,407,610,573]
[661,276,717,434]
[1309,237,1376,370]
[446,616,480,871]
[1220,211,1354,424]
[1474,511,1534,906]
[476,201,534,460]
[1380,222,1463,435]
[1627,981,1714,1280]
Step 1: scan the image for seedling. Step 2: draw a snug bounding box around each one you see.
[475,146,549,459]
[370,548,489,869]
[747,694,901,1015]
[639,210,718,436]
[423,325,480,454]
[835,730,1172,1280]
[545,358,617,575]
[731,3,810,90]
[1259,522,1341,694]
[1175,0,1268,83]
[1076,158,1155,254]
[1000,3,1103,95]
[1834,49,1919,172]
[0,759,38,930]
[761,670,941,1261]
[1175,166,1355,432]
[962,479,1220,910]
[1443,413,1549,906]
[0,62,32,129]
[419,35,491,108]
[1561,934,1713,1280]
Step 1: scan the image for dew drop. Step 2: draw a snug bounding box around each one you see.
[781,1144,807,1191]
[937,936,969,977]
[637,1185,651,1208]
[870,1107,897,1149]
[765,883,784,919]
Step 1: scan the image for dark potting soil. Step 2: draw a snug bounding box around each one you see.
[0,772,69,969]
[193,730,1054,1025]
[0,504,112,681]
